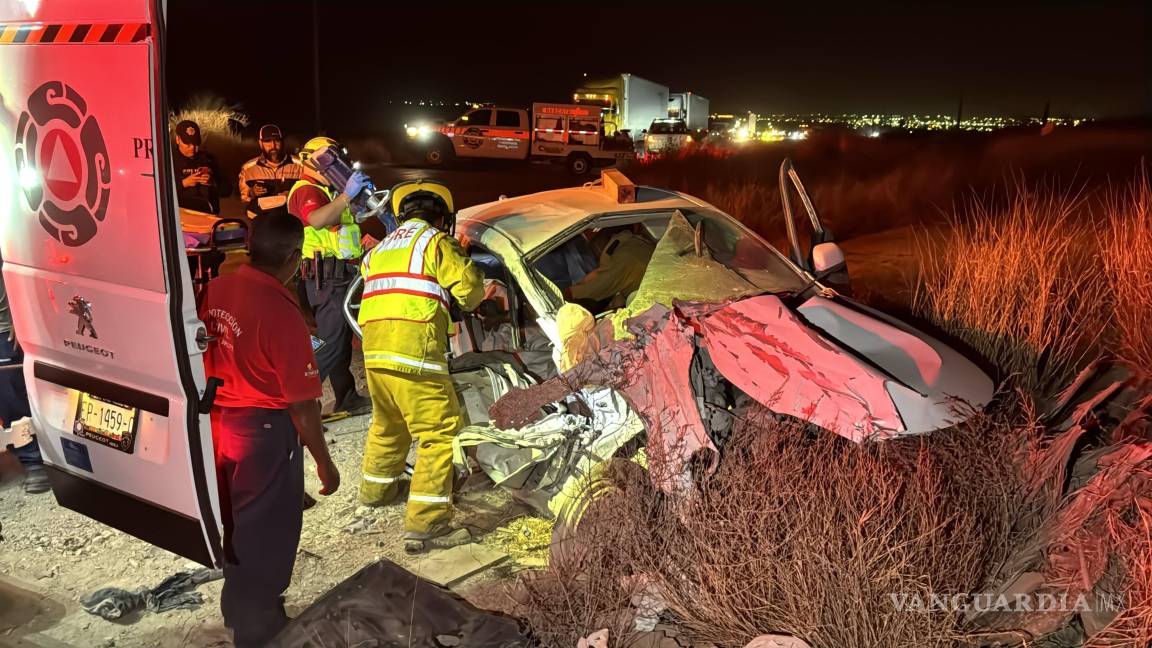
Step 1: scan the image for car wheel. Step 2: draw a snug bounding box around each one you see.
[425,142,449,167]
[550,458,646,570]
[567,153,591,176]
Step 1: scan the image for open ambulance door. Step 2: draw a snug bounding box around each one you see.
[0,0,223,566]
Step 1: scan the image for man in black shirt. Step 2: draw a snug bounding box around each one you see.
[173,120,223,214]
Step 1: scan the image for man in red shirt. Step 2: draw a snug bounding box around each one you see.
[200,212,341,648]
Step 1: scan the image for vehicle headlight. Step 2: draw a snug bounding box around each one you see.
[646,136,655,144]
[405,125,418,138]
[417,125,431,138]
[686,135,693,143]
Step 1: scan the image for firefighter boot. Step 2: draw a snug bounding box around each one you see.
[403,525,472,555]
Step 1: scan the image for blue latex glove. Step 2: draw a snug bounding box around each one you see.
[343,170,371,200]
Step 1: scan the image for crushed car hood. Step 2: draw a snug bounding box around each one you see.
[679,293,994,441]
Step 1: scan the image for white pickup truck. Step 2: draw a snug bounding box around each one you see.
[411,103,634,175]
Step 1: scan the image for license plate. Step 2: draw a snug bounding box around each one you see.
[73,392,139,453]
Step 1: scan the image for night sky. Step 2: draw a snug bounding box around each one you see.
[166,0,1149,137]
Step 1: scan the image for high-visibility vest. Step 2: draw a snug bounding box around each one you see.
[287,179,362,259]
[358,219,450,327]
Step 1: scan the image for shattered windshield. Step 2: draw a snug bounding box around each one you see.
[669,208,809,294]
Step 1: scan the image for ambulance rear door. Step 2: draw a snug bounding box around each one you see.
[0,0,222,566]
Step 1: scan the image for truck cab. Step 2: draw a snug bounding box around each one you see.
[439,106,530,160]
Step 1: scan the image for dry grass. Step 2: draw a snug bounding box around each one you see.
[912,181,1111,395]
[168,93,249,145]
[1100,169,1152,376]
[1085,500,1152,648]
[516,400,1047,648]
[627,127,1152,244]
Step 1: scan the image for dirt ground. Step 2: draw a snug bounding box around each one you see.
[0,356,536,648]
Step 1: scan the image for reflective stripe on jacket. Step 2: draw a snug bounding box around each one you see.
[358,219,484,375]
[287,179,362,259]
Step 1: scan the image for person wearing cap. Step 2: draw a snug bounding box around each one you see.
[287,137,373,417]
[356,180,484,553]
[173,119,225,215]
[238,124,304,209]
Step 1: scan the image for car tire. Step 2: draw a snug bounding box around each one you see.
[567,153,591,176]
[425,141,450,167]
[550,458,646,572]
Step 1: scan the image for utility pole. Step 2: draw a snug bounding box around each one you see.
[955,94,964,130]
[312,0,322,134]
[1041,99,1051,125]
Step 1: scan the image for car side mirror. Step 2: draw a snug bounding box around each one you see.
[812,242,845,274]
[811,242,851,294]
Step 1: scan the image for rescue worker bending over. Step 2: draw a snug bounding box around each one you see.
[238,124,303,212]
[357,180,484,553]
[564,224,655,312]
[199,212,340,647]
[288,137,372,416]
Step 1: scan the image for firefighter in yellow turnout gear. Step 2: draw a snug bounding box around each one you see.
[357,180,484,553]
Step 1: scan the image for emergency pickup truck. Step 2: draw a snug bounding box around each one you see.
[412,103,633,175]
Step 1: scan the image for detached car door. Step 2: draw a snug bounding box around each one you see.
[0,0,223,566]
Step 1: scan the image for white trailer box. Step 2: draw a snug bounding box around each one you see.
[576,73,669,140]
[669,92,710,132]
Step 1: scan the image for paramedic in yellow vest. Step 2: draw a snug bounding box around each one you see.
[357,180,484,553]
[287,137,371,416]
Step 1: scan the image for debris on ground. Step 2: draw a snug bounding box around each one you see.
[482,515,554,567]
[79,568,223,620]
[273,558,531,648]
[962,359,1152,646]
[411,543,508,587]
[743,636,813,648]
[576,629,609,648]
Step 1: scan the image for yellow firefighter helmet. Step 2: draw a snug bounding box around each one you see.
[298,136,340,167]
[390,180,455,224]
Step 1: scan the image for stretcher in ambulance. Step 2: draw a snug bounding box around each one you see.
[0,0,225,566]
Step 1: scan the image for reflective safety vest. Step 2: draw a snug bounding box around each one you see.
[359,219,450,325]
[287,179,362,259]
[358,219,455,374]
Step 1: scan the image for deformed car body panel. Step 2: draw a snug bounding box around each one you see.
[797,296,995,434]
[683,296,905,441]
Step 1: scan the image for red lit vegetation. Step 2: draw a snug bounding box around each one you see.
[512,137,1152,647]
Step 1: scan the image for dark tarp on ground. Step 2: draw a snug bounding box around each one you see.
[272,559,531,648]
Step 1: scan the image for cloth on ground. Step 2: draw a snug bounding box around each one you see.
[80,568,223,620]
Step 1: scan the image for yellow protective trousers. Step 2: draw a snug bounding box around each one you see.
[360,368,462,535]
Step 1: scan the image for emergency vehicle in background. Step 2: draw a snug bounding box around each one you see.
[412,103,633,175]
[574,73,669,141]
[1,0,225,566]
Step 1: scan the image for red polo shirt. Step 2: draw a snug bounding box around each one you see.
[287,181,331,226]
[199,265,322,409]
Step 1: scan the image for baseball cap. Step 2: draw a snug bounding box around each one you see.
[258,124,283,141]
[175,120,201,146]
